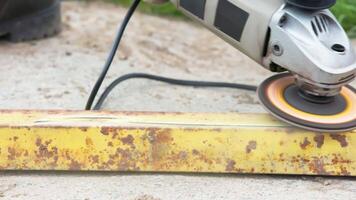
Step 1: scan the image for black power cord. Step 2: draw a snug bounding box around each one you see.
[92,73,257,110]
[85,0,141,110]
[86,0,258,110]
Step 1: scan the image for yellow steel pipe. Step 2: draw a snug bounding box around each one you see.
[0,110,355,176]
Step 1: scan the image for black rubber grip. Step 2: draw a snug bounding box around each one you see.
[214,0,249,42]
[286,0,336,10]
[180,0,206,19]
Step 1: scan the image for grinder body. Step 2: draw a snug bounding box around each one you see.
[148,0,356,96]
[146,0,356,132]
[169,0,283,66]
[152,0,283,66]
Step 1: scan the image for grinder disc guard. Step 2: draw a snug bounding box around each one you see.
[258,73,356,132]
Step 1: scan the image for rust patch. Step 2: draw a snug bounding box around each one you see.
[112,132,119,139]
[51,147,59,165]
[279,153,285,162]
[79,127,88,132]
[117,148,139,170]
[189,149,213,165]
[178,151,188,160]
[34,138,59,167]
[147,128,173,167]
[85,138,93,146]
[300,137,311,150]
[35,139,55,158]
[89,155,100,164]
[148,129,173,144]
[121,135,134,145]
[46,110,66,114]
[192,149,199,155]
[183,128,197,132]
[340,166,351,176]
[100,127,112,136]
[285,128,296,134]
[212,128,222,132]
[155,132,172,143]
[313,135,324,148]
[331,154,352,165]
[246,141,257,153]
[309,158,329,175]
[225,160,236,171]
[117,148,131,160]
[35,138,41,147]
[69,159,82,170]
[108,142,114,147]
[7,147,16,160]
[100,146,140,171]
[330,134,348,147]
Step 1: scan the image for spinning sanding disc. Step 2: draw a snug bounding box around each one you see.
[258,73,356,132]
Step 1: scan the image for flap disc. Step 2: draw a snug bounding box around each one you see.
[258,73,356,132]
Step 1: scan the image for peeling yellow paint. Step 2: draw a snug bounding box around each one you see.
[0,110,355,176]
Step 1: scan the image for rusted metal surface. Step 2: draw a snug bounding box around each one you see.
[0,110,355,176]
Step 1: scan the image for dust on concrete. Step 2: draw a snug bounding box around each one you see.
[134,195,161,200]
[0,1,269,112]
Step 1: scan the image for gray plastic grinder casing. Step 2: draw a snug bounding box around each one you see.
[170,0,283,63]
[147,0,282,63]
[146,0,356,96]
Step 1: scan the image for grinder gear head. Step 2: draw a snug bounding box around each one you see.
[263,4,355,98]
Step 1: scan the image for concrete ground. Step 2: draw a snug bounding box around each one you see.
[0,1,355,199]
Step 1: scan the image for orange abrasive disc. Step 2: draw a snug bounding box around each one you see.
[258,73,356,132]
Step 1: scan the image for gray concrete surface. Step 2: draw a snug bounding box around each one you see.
[0,2,355,199]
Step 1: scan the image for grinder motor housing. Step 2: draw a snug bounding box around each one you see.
[147,0,356,98]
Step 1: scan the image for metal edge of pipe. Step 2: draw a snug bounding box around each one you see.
[0,110,355,176]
